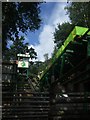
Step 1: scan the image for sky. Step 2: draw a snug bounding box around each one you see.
[23,2,70,61]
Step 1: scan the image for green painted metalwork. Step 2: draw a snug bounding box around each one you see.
[60,53,66,76]
[87,36,90,56]
[39,26,89,82]
[87,31,90,35]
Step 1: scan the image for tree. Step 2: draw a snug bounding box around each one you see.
[2,2,41,53]
[6,36,28,60]
[4,36,37,61]
[44,53,48,61]
[65,2,90,27]
[54,22,73,48]
[28,47,37,60]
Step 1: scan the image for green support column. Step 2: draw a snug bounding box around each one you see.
[26,69,29,79]
[87,35,90,72]
[84,34,90,112]
[60,53,66,77]
[87,35,90,57]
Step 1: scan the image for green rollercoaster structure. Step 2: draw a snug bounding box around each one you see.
[39,26,90,90]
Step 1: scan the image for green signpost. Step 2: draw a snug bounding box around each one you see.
[17,54,30,78]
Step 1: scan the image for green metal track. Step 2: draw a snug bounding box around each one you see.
[39,26,89,82]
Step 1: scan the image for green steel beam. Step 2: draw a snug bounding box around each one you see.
[87,31,90,35]
[87,35,90,57]
[39,26,89,82]
[60,53,66,76]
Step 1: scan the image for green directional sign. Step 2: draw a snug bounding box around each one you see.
[18,61,29,68]
[21,61,26,67]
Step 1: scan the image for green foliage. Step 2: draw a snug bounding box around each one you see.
[54,22,73,48]
[2,2,41,53]
[28,47,37,60]
[3,36,37,60]
[3,36,28,60]
[65,2,90,27]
